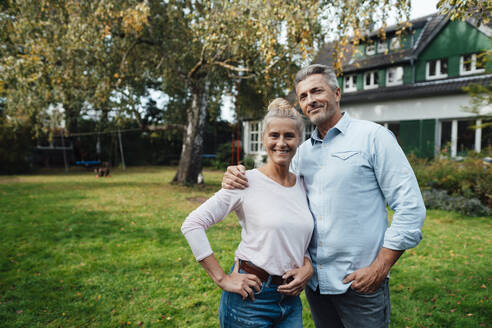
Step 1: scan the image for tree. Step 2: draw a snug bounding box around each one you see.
[1,0,412,183]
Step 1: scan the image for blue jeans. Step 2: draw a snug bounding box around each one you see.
[219,265,303,327]
[306,278,391,328]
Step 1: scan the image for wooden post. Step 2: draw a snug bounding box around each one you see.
[118,127,126,171]
[61,132,68,173]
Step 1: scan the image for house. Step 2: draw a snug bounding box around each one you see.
[242,13,491,164]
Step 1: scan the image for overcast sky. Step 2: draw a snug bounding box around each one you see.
[411,0,439,19]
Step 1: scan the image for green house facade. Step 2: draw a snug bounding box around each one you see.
[333,14,491,158]
[242,14,491,164]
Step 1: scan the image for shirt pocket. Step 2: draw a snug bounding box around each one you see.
[331,151,363,165]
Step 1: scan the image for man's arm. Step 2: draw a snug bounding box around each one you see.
[343,127,425,293]
[222,165,249,189]
[277,256,313,296]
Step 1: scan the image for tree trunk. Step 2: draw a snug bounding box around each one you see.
[63,103,80,133]
[173,80,209,185]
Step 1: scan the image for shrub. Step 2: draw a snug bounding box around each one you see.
[213,142,244,170]
[243,155,256,170]
[422,188,491,217]
[0,120,34,174]
[409,152,492,208]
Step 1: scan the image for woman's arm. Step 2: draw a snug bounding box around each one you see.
[182,187,261,300]
[200,255,262,301]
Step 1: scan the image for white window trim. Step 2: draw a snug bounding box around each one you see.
[386,66,404,86]
[363,71,379,90]
[426,59,448,80]
[390,37,400,50]
[460,53,485,75]
[249,121,262,154]
[366,44,376,56]
[377,40,387,54]
[343,75,357,93]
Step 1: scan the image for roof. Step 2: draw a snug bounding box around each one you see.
[340,74,492,104]
[319,13,491,74]
[341,14,447,73]
[284,13,492,108]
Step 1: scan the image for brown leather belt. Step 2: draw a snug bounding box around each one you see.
[239,260,291,285]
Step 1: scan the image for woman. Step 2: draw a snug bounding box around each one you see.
[181,98,314,327]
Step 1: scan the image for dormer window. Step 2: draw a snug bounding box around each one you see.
[366,43,375,56]
[390,37,400,50]
[426,58,448,80]
[343,75,357,93]
[364,71,379,89]
[460,53,485,75]
[377,40,387,54]
[386,66,404,86]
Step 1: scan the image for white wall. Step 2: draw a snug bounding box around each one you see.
[343,94,490,122]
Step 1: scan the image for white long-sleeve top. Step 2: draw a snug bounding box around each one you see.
[181,169,314,276]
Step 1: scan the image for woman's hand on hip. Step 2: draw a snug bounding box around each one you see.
[217,261,262,301]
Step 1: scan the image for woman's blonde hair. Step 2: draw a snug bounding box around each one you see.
[261,98,304,140]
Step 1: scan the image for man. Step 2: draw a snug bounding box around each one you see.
[222,64,426,327]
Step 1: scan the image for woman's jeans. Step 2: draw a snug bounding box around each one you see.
[219,266,303,327]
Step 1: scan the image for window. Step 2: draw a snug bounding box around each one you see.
[460,53,486,75]
[249,122,260,153]
[364,71,379,89]
[390,37,400,50]
[386,66,404,86]
[377,40,388,54]
[366,43,375,56]
[343,75,357,93]
[426,58,448,80]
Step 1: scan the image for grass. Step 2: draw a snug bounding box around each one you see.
[0,166,490,327]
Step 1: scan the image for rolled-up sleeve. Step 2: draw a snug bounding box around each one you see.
[181,188,243,261]
[372,127,426,250]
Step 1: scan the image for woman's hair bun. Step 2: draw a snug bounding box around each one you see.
[267,98,293,112]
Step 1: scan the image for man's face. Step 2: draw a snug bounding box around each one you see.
[295,74,341,126]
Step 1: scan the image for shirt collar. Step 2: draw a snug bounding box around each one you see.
[310,112,350,145]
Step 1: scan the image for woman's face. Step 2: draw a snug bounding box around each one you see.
[263,118,300,167]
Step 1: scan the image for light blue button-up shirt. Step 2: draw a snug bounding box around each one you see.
[291,112,426,294]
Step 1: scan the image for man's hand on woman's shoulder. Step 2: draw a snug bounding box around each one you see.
[222,165,249,189]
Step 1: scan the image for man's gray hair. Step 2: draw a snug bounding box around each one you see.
[294,64,339,92]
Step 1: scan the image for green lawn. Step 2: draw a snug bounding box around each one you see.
[0,167,490,327]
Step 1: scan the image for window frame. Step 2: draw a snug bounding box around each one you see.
[390,36,400,50]
[426,58,448,80]
[249,121,261,153]
[363,71,379,90]
[377,39,388,54]
[366,43,376,56]
[343,74,357,93]
[386,66,404,86]
[460,53,486,75]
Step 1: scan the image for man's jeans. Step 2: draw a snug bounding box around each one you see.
[306,278,390,328]
[219,265,303,327]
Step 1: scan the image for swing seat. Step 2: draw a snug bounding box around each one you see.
[75,160,101,170]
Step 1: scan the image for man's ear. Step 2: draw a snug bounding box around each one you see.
[335,87,341,103]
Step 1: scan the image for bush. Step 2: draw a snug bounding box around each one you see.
[422,188,491,216]
[243,155,256,170]
[213,142,244,170]
[409,152,492,209]
[0,120,34,174]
